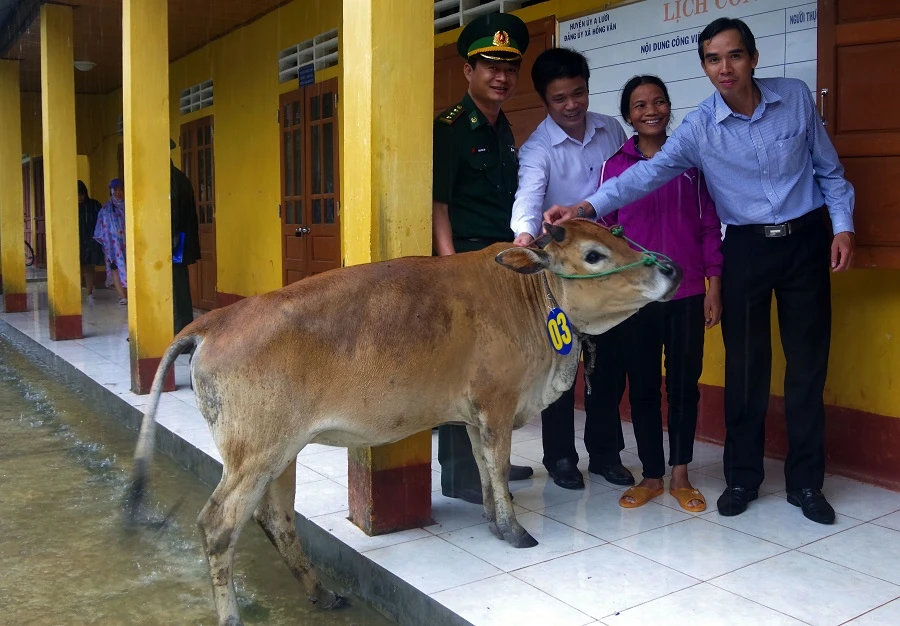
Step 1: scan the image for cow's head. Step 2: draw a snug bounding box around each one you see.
[495,219,682,335]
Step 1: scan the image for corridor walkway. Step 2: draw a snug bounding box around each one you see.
[3,282,900,626]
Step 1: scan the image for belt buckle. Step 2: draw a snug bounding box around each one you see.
[764,223,791,237]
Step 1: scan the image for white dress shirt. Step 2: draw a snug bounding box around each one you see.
[511,111,626,238]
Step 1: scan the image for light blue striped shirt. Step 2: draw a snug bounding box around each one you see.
[586,77,855,234]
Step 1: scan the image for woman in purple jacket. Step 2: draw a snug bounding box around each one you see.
[599,75,723,512]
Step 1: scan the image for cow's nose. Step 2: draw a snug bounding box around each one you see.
[658,260,682,282]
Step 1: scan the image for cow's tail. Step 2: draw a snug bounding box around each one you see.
[125,334,198,524]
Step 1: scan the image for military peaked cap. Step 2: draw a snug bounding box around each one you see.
[457,12,529,62]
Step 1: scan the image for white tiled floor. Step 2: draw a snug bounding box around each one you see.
[4,282,900,626]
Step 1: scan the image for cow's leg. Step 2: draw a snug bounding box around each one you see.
[466,425,497,524]
[472,421,538,549]
[253,460,345,609]
[197,469,269,626]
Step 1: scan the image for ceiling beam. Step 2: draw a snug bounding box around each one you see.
[0,0,41,58]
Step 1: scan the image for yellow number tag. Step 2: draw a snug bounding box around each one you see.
[546,307,574,355]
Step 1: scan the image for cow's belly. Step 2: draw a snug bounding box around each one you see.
[309,424,439,448]
[304,407,467,449]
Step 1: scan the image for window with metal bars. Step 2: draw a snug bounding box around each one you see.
[277,29,339,84]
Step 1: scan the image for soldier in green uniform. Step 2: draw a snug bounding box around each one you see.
[432,12,534,504]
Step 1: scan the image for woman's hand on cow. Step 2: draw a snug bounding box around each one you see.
[704,276,722,329]
[513,233,535,247]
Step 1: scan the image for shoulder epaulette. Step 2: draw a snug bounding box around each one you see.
[438,103,465,125]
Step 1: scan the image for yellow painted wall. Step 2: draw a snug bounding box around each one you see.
[21,90,121,203]
[20,93,42,155]
[88,90,124,203]
[76,155,90,191]
[167,0,341,298]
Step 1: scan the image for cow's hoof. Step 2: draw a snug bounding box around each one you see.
[507,530,538,549]
[488,521,503,539]
[324,593,348,610]
[310,588,348,610]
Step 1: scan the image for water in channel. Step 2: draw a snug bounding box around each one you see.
[0,337,393,625]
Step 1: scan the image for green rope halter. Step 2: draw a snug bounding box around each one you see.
[552,224,673,279]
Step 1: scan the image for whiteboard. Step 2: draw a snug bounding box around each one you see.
[560,0,818,132]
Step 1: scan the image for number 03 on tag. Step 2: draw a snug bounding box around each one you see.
[546,307,574,355]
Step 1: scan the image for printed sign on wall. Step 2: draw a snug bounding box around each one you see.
[560,0,818,131]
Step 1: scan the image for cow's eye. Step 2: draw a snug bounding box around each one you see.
[585,250,606,264]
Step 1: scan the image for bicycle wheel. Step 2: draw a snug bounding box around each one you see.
[24,240,34,267]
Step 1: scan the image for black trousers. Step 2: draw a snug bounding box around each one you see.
[721,214,831,491]
[618,295,705,479]
[541,341,627,470]
[173,263,194,335]
[438,424,480,490]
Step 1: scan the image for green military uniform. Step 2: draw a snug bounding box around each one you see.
[434,12,529,496]
[433,93,518,251]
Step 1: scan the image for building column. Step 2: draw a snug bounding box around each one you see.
[0,60,27,313]
[40,4,81,338]
[342,0,434,535]
[123,0,174,394]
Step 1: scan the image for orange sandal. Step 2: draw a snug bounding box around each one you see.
[619,485,664,508]
[669,487,707,512]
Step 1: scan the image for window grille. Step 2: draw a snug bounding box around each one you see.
[435,0,546,34]
[179,79,214,115]
[278,28,339,83]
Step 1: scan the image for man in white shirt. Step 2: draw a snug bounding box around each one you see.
[511,47,633,490]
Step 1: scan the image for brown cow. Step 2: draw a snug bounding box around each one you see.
[127,219,681,626]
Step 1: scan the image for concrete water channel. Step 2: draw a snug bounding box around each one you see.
[0,336,393,625]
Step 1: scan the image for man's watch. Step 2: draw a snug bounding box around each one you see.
[576,203,587,218]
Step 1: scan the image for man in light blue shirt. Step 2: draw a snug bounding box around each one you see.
[510,48,632,492]
[545,18,854,525]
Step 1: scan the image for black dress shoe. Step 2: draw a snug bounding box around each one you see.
[509,464,534,481]
[786,488,835,525]
[588,461,635,486]
[441,486,483,505]
[547,458,585,490]
[716,486,759,517]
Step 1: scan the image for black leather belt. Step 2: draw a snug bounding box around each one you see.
[733,207,825,238]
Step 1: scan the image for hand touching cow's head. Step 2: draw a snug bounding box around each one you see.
[495,219,681,335]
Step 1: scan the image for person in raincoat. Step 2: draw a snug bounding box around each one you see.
[93,177,128,304]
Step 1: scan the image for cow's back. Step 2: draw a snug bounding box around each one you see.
[185,247,554,443]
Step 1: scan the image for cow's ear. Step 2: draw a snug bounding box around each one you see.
[543,222,566,242]
[495,247,550,274]
[532,232,553,249]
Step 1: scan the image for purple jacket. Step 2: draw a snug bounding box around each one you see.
[599,137,722,300]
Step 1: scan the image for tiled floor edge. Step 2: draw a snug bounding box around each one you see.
[0,320,472,626]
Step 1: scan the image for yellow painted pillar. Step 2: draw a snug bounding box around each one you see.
[40,4,81,339]
[0,60,28,313]
[123,0,174,394]
[342,0,434,535]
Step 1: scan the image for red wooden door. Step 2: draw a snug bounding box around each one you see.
[305,78,341,277]
[280,90,307,285]
[280,78,341,286]
[180,116,217,310]
[818,0,900,268]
